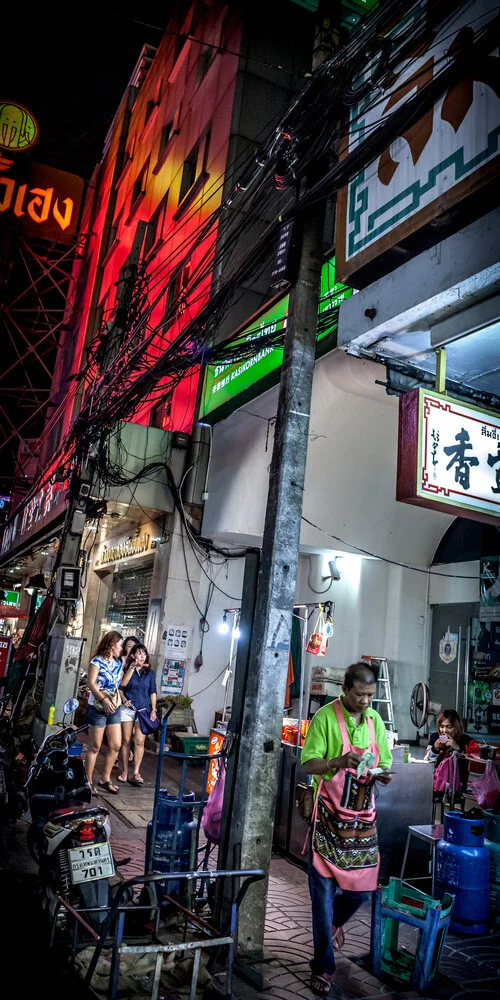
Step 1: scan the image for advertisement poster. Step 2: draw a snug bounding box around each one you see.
[164,624,190,652]
[161,657,186,695]
[479,557,500,622]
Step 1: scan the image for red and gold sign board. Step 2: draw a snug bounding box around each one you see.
[397,388,500,526]
[0,156,84,244]
[206,728,225,795]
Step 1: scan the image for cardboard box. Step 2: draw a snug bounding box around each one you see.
[310,680,341,697]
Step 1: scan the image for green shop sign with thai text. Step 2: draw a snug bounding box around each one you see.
[199,257,352,422]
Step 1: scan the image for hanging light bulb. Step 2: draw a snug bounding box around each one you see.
[219,613,229,635]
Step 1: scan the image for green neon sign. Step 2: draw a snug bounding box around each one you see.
[199,257,352,421]
[2,590,20,607]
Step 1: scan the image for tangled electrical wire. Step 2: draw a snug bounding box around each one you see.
[3,0,494,544]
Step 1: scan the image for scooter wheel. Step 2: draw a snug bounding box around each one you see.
[26,824,41,864]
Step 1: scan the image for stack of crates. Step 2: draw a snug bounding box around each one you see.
[171,734,210,760]
[371,878,454,991]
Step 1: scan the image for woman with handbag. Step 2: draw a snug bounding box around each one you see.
[86,630,124,794]
[118,643,157,785]
[426,709,468,793]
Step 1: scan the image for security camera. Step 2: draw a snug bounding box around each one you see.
[324,558,341,582]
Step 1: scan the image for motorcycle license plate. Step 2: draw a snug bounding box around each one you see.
[68,842,114,884]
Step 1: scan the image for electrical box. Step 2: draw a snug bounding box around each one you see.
[33,635,85,744]
[54,565,81,602]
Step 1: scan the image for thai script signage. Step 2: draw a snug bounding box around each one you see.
[0,155,84,244]
[0,479,68,559]
[397,388,500,525]
[336,0,500,281]
[0,102,39,152]
[95,525,155,568]
[199,256,352,421]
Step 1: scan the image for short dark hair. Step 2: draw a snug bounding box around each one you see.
[343,661,377,689]
[125,643,151,670]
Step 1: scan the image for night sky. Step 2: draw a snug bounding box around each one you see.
[2,6,173,178]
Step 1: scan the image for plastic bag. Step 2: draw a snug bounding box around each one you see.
[306,607,327,656]
[473,761,500,810]
[202,759,226,844]
[433,755,461,793]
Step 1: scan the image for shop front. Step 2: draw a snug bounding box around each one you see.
[84,517,166,666]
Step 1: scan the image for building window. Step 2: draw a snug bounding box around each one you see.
[178,131,210,205]
[164,263,191,322]
[130,157,150,212]
[144,99,156,126]
[159,120,174,157]
[144,191,169,257]
[150,393,173,430]
[196,47,213,87]
[104,207,123,258]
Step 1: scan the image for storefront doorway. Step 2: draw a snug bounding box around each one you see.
[107,564,154,643]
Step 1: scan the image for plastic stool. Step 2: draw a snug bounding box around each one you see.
[371,878,454,991]
[400,824,443,897]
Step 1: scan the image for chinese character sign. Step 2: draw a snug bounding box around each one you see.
[397,389,500,524]
[336,0,500,281]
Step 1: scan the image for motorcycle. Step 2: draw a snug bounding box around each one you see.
[25,698,114,927]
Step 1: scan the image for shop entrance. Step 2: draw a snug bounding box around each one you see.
[429,602,478,719]
[107,564,153,643]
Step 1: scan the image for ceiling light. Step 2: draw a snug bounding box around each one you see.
[219,613,229,635]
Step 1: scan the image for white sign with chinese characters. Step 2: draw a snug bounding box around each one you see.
[417,391,500,519]
[336,0,500,280]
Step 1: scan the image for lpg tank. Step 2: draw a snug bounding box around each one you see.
[435,811,490,935]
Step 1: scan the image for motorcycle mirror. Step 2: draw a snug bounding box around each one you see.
[63,698,79,716]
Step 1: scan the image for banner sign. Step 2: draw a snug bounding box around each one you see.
[397,388,500,525]
[0,155,84,244]
[199,256,352,421]
[336,0,500,281]
[0,478,68,560]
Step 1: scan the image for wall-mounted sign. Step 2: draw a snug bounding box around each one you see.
[336,0,500,282]
[397,388,500,525]
[96,529,151,568]
[0,478,68,560]
[439,629,458,664]
[1,590,20,608]
[199,257,352,422]
[0,102,39,152]
[0,156,84,244]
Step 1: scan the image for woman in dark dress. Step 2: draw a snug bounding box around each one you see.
[427,708,468,789]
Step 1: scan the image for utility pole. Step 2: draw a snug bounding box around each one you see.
[224,1,340,969]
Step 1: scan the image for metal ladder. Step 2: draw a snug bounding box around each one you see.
[361,656,395,730]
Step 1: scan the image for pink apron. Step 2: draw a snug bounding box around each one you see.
[310,700,380,891]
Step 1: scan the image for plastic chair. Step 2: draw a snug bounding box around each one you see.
[371,878,454,991]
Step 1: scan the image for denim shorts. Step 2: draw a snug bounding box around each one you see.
[86,703,122,728]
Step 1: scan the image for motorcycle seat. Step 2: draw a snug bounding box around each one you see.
[47,803,105,822]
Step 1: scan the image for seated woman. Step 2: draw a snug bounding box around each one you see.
[426,708,469,790]
[118,643,157,785]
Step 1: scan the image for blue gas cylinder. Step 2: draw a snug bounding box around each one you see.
[146,789,197,876]
[435,811,490,935]
[484,809,500,927]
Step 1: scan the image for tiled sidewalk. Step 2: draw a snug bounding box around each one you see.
[96,750,500,1000]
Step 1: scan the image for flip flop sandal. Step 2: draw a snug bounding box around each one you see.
[332,926,345,950]
[310,972,334,996]
[133,773,144,783]
[117,772,128,782]
[98,780,119,794]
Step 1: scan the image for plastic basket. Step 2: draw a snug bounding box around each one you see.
[172,734,209,756]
